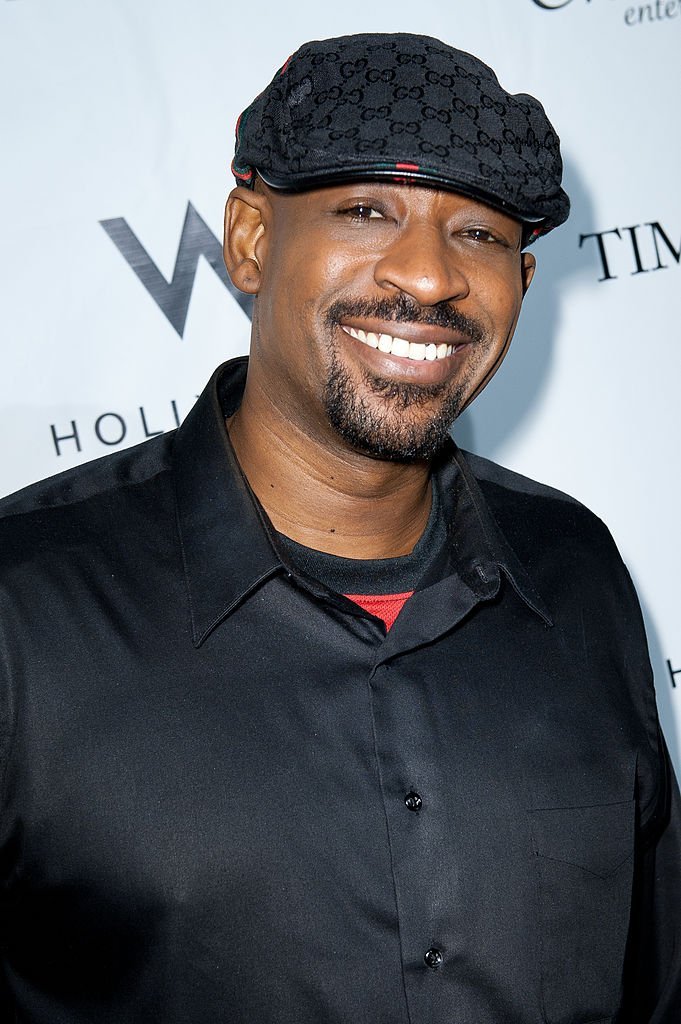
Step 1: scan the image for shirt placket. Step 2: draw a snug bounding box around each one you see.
[365,573,499,1021]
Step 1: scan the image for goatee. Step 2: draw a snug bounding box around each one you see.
[322,294,485,462]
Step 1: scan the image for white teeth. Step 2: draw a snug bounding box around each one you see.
[391,337,410,357]
[342,324,458,361]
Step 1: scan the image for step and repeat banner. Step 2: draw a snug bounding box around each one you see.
[2,1,680,767]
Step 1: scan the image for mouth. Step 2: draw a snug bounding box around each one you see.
[340,324,465,362]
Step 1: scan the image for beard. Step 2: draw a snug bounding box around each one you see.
[322,294,486,462]
[323,357,468,461]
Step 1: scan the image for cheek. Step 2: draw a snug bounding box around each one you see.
[284,224,376,300]
[254,239,345,380]
[474,271,524,338]
[319,244,371,284]
[268,245,335,326]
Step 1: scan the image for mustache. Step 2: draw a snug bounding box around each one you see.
[325,294,485,343]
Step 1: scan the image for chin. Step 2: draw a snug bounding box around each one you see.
[323,361,465,462]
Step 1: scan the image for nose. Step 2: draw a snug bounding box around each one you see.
[373,222,469,306]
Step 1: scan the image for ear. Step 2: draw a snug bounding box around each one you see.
[223,186,269,294]
[521,251,536,296]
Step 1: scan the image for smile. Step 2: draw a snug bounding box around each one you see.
[340,325,459,361]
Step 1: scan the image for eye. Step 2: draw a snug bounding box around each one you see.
[461,226,512,247]
[338,204,385,222]
[463,227,501,243]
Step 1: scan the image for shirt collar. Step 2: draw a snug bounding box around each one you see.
[443,448,553,626]
[172,358,282,646]
[173,358,552,647]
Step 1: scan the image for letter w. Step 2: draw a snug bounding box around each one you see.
[100,203,253,336]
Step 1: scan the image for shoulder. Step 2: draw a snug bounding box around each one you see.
[462,448,587,510]
[0,433,175,520]
[456,449,635,619]
[0,433,176,568]
[460,448,617,558]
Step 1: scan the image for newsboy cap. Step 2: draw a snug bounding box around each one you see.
[232,33,570,239]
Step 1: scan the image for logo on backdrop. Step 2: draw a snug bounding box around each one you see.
[48,204,254,460]
[52,204,255,459]
[580,219,680,281]
[50,397,199,459]
[100,202,253,336]
[531,0,681,25]
[532,0,582,8]
[668,660,681,689]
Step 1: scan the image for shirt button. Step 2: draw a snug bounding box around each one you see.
[424,947,443,969]
[404,791,423,812]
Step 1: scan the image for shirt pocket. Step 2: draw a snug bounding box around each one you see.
[528,799,634,1024]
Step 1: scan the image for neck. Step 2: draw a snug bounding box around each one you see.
[227,394,433,561]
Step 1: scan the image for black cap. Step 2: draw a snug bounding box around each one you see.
[232,33,570,240]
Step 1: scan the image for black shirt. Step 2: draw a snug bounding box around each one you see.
[0,357,678,1024]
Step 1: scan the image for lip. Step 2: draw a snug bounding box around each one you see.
[337,320,471,385]
[339,318,471,349]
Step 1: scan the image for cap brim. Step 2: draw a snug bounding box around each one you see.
[256,166,547,225]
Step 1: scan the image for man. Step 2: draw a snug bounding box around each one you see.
[0,32,678,1024]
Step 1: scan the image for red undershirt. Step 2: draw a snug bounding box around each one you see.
[344,591,414,631]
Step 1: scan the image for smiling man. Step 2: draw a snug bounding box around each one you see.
[0,31,679,1024]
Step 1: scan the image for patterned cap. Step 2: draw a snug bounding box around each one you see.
[231,33,570,239]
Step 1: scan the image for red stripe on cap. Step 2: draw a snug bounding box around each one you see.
[395,162,420,171]
[230,160,254,182]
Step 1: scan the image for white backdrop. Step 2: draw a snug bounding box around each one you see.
[2,0,680,770]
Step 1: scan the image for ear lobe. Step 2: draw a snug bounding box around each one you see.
[521,251,536,296]
[223,186,268,295]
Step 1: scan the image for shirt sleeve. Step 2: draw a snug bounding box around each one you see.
[601,544,681,1021]
[625,735,681,1022]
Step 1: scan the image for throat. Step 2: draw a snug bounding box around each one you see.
[270,487,433,559]
[274,479,444,593]
[227,405,434,560]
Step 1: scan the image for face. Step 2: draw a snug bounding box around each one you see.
[226,181,535,462]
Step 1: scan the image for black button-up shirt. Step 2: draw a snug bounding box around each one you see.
[0,358,679,1023]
